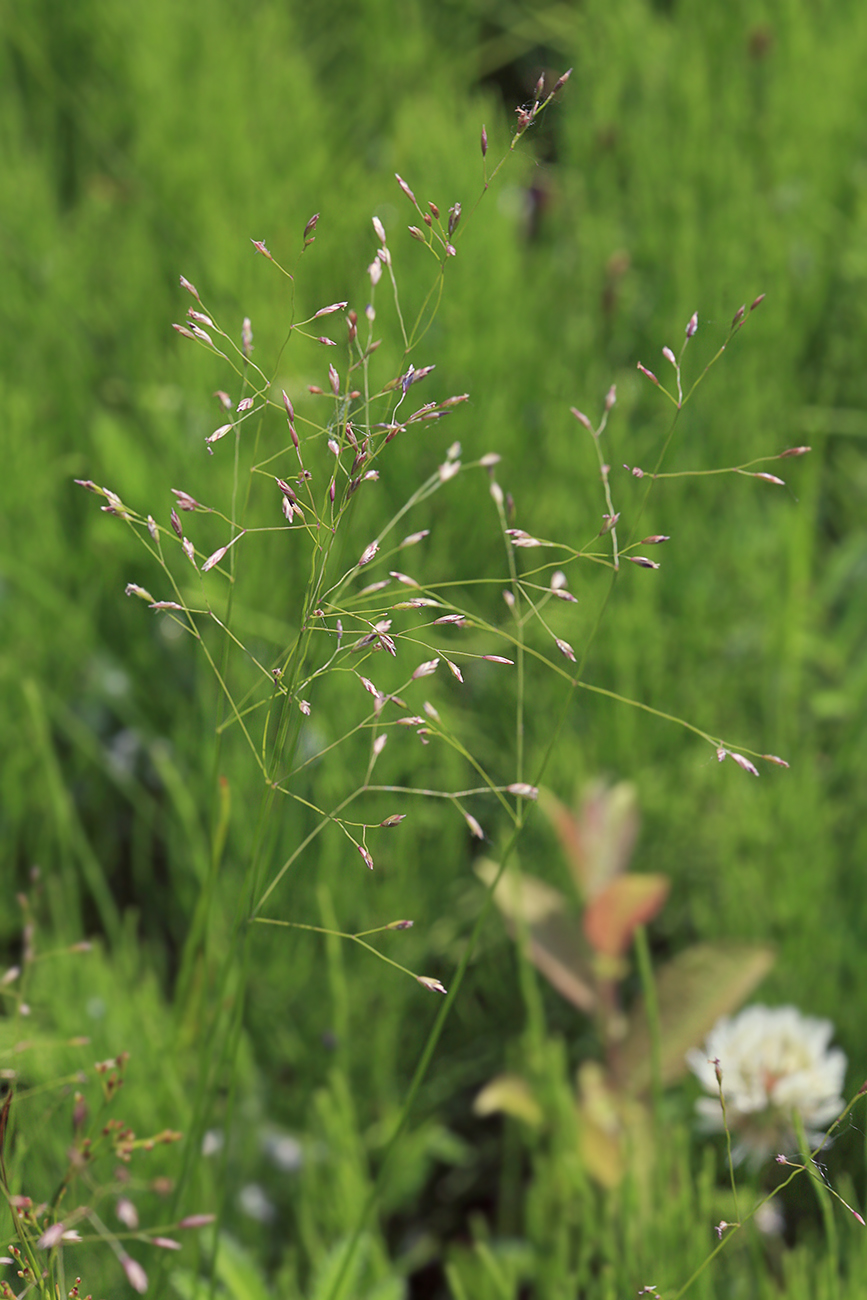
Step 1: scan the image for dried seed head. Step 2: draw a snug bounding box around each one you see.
[121,1255,148,1295]
[251,239,273,260]
[464,811,484,839]
[38,1222,67,1249]
[116,1198,139,1230]
[413,658,440,679]
[314,301,348,318]
[201,544,229,573]
[417,975,447,995]
[395,173,417,205]
[388,570,418,588]
[481,124,488,156]
[178,1215,217,1230]
[400,529,430,548]
[445,658,464,682]
[172,489,201,511]
[242,317,253,357]
[637,362,659,385]
[685,311,699,337]
[570,406,593,432]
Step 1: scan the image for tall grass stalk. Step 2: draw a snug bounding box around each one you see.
[65,70,858,1300]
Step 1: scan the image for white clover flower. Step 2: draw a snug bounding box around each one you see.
[686,1004,847,1165]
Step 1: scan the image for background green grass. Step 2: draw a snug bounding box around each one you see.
[2,0,867,1295]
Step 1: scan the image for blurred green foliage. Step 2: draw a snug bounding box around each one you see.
[2,0,867,1295]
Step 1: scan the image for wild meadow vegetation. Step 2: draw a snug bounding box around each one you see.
[3,0,867,1296]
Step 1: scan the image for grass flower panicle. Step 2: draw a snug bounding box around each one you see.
[687,1004,847,1163]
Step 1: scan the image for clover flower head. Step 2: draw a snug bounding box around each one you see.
[686,1004,847,1165]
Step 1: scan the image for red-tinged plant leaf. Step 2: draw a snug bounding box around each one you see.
[615,941,775,1095]
[583,874,669,958]
[474,1074,543,1127]
[539,788,583,888]
[475,860,596,1012]
[541,782,639,900]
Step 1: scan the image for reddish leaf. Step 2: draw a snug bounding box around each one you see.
[583,874,669,958]
[475,860,596,1012]
[541,781,639,899]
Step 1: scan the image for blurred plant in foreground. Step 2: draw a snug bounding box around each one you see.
[475,780,774,1188]
[687,1004,847,1166]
